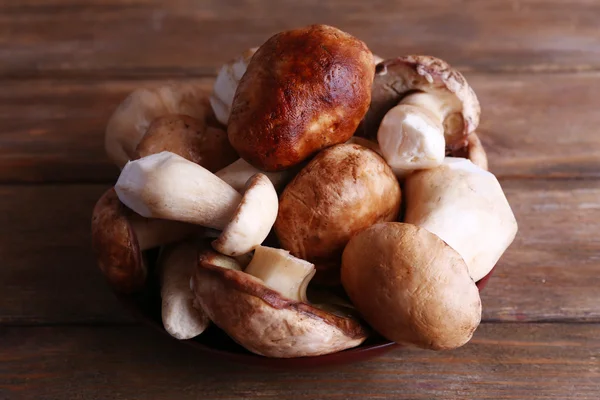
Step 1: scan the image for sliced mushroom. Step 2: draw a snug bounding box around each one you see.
[105,83,211,169]
[91,188,197,293]
[159,238,210,340]
[359,55,480,153]
[404,157,518,281]
[210,48,258,126]
[275,143,401,284]
[192,246,369,358]
[342,222,482,350]
[115,151,278,256]
[134,114,238,172]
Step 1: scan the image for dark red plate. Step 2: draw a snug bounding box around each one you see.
[116,265,494,369]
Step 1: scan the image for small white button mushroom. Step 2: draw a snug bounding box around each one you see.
[115,151,278,256]
[404,157,518,281]
[209,48,257,126]
[105,83,211,169]
[191,247,368,358]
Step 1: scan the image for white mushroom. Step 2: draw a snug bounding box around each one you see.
[105,83,211,169]
[159,239,211,340]
[210,48,258,125]
[115,151,278,256]
[404,157,518,281]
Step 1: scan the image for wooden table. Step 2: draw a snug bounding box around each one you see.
[2,1,600,399]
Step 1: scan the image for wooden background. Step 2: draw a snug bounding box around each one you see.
[1,1,600,399]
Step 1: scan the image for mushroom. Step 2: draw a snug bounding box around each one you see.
[404,157,518,281]
[358,55,480,153]
[134,114,238,172]
[91,187,197,293]
[341,222,482,350]
[275,143,401,284]
[345,136,383,155]
[105,83,211,169]
[191,246,369,358]
[209,48,258,126]
[228,24,375,171]
[115,151,278,256]
[159,238,210,340]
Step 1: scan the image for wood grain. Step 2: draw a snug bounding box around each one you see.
[1,324,599,399]
[1,180,599,324]
[2,73,600,183]
[2,0,600,78]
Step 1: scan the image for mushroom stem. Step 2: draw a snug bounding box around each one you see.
[129,215,197,251]
[215,158,291,192]
[244,246,315,302]
[116,151,279,256]
[116,151,242,230]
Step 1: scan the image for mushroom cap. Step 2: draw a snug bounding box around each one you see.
[275,143,401,284]
[135,114,238,172]
[91,188,145,293]
[105,83,211,169]
[358,55,480,150]
[449,132,488,171]
[341,222,482,350]
[212,173,279,256]
[228,24,375,171]
[191,251,368,358]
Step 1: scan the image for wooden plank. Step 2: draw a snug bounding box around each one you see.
[0,184,133,324]
[1,180,599,324]
[0,324,599,399]
[2,0,600,78]
[2,73,600,183]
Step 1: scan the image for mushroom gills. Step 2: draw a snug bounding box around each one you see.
[244,246,315,302]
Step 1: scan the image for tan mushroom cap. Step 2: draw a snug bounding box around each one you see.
[91,188,195,293]
[341,222,482,350]
[275,143,401,284]
[192,249,368,358]
[135,114,238,172]
[359,55,480,150]
[105,83,211,169]
[212,173,279,256]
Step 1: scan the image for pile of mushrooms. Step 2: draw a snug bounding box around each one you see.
[91,24,518,358]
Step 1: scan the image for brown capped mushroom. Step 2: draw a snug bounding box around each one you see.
[91,188,196,293]
[359,55,480,153]
[275,143,401,283]
[115,151,278,256]
[134,114,238,172]
[404,157,518,281]
[105,83,211,169]
[159,238,211,340]
[228,24,375,171]
[341,222,482,350]
[192,246,369,358]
